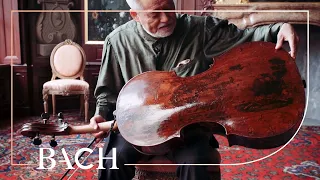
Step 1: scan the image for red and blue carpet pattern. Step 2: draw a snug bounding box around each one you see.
[0,113,319,179]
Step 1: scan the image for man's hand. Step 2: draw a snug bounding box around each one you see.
[89,115,109,142]
[275,23,299,59]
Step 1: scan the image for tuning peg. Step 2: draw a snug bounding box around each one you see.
[33,137,42,146]
[58,112,64,119]
[41,113,50,124]
[41,112,50,119]
[50,139,58,147]
[49,135,58,147]
[58,112,64,124]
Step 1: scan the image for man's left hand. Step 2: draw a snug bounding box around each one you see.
[275,23,299,59]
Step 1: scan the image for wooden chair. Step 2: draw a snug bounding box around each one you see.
[42,39,89,122]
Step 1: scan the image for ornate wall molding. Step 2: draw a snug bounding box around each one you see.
[202,3,320,28]
[36,0,76,56]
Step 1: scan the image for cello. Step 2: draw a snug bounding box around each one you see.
[20,41,306,155]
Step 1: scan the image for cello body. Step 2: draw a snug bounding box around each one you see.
[115,42,306,154]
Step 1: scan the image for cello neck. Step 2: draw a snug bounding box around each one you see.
[68,121,118,135]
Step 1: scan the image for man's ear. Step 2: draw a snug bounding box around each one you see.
[129,9,140,22]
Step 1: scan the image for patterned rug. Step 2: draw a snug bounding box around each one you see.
[0,112,319,180]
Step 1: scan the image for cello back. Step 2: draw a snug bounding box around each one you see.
[115,42,306,151]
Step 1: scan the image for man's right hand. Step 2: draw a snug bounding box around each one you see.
[89,115,109,142]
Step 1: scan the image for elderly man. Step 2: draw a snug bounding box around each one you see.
[90,0,299,179]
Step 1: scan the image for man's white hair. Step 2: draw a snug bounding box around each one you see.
[126,0,143,10]
[126,0,176,10]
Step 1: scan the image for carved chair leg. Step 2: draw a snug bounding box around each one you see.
[80,94,84,116]
[84,93,89,123]
[52,94,56,116]
[43,90,49,113]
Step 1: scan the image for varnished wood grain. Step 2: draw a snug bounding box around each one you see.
[116,42,305,153]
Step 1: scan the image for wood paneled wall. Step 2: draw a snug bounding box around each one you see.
[0,65,10,120]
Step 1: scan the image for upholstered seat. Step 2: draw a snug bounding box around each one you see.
[43,79,89,93]
[42,39,89,122]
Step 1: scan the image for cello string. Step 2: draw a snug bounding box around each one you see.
[59,137,97,180]
[63,119,116,179]
[66,138,103,180]
[60,118,117,180]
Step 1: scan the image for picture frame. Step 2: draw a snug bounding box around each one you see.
[84,0,132,44]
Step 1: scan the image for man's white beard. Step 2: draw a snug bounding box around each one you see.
[141,25,174,38]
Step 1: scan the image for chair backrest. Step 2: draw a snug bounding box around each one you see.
[50,39,86,80]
